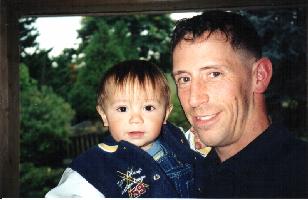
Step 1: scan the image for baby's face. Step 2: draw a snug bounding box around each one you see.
[98,84,171,150]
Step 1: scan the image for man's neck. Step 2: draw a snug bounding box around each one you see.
[216,98,271,162]
[216,120,270,162]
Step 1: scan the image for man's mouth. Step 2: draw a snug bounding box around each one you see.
[196,114,217,121]
[193,112,220,127]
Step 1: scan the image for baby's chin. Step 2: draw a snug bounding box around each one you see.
[130,140,153,151]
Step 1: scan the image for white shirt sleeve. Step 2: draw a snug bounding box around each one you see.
[184,129,196,150]
[45,168,105,198]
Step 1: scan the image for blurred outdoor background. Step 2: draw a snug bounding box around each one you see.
[19,8,307,197]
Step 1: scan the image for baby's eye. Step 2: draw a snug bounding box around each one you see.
[209,72,222,78]
[144,105,155,111]
[116,106,127,112]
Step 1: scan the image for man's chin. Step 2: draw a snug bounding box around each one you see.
[195,129,220,146]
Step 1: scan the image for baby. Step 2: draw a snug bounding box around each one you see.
[46,60,204,198]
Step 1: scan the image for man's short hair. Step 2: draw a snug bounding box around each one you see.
[171,10,262,59]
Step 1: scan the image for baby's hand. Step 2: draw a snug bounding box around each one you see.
[189,127,206,150]
[190,127,212,156]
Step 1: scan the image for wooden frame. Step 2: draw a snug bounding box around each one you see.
[0,0,307,197]
[0,0,19,197]
[10,0,308,16]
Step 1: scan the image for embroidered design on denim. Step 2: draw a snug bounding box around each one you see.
[117,167,149,198]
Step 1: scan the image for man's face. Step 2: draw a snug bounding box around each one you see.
[98,83,171,151]
[172,33,255,149]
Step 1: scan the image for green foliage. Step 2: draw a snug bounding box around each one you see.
[20,163,64,198]
[47,48,79,101]
[19,17,76,197]
[19,17,56,87]
[20,64,75,165]
[78,15,174,71]
[19,17,39,58]
[241,9,305,60]
[21,49,53,85]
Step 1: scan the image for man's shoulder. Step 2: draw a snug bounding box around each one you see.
[284,136,308,163]
[265,123,308,177]
[274,123,308,155]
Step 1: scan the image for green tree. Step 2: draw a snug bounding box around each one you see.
[20,64,75,165]
[19,17,39,58]
[19,17,56,87]
[20,163,64,197]
[48,48,79,101]
[78,15,174,71]
[21,49,54,85]
[19,17,77,197]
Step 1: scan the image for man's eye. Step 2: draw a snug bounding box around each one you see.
[209,72,222,78]
[116,107,127,112]
[144,105,155,111]
[177,77,191,84]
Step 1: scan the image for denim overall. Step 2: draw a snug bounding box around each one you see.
[148,140,194,198]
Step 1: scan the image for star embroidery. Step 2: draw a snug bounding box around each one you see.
[117,167,149,198]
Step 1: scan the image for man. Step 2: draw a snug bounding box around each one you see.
[171,10,308,198]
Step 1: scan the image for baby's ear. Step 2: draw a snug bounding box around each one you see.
[163,104,173,124]
[252,57,272,94]
[96,106,108,127]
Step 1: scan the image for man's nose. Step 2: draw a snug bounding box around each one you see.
[129,112,144,124]
[189,79,209,108]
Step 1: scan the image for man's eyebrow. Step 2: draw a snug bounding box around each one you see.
[172,70,188,76]
[200,65,223,70]
[172,65,223,76]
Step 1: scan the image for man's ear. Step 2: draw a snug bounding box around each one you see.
[96,106,108,127]
[252,57,272,94]
[163,104,173,124]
